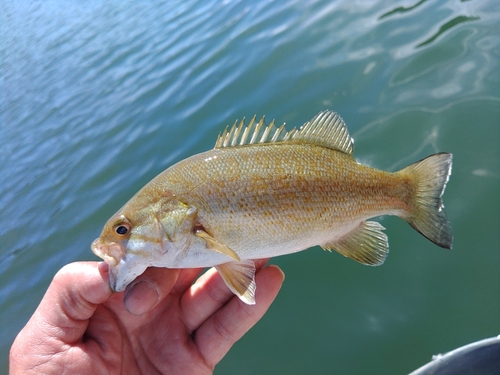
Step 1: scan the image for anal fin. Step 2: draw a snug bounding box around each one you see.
[195,230,240,261]
[322,221,389,266]
[216,260,256,305]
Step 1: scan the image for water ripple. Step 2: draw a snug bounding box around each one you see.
[417,15,480,47]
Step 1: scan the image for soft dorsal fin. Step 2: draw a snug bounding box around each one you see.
[214,110,353,155]
[291,111,353,155]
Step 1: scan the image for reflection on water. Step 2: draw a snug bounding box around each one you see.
[379,0,428,19]
[390,28,475,86]
[417,15,480,47]
[2,0,499,374]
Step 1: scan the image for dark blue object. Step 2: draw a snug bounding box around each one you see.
[410,336,500,375]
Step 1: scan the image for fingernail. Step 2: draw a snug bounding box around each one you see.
[268,264,285,281]
[124,280,160,316]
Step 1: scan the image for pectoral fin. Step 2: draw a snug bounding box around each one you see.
[216,260,256,305]
[195,229,240,261]
[322,221,389,266]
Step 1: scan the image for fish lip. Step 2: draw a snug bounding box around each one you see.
[90,239,122,291]
[91,238,100,252]
[108,263,124,292]
[91,238,122,267]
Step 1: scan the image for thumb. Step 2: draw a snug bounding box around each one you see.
[31,261,113,343]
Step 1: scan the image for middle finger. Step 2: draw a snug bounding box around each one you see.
[180,259,269,332]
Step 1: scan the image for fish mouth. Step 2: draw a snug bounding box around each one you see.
[91,238,123,267]
[91,239,148,292]
[108,257,149,292]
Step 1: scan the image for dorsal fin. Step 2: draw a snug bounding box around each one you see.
[291,111,353,155]
[214,115,287,148]
[214,110,353,155]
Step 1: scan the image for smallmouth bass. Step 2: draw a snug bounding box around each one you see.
[92,110,452,304]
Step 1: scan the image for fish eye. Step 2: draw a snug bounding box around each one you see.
[114,222,131,236]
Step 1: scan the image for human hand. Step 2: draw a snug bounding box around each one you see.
[9,260,284,374]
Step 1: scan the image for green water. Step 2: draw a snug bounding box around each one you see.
[1,0,499,374]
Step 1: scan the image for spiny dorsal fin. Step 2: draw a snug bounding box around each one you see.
[214,110,353,155]
[214,115,287,148]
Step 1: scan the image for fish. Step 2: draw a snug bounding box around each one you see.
[91,110,452,305]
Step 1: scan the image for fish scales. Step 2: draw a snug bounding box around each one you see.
[91,110,452,304]
[146,144,411,260]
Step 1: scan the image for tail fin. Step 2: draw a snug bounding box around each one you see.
[398,153,453,249]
